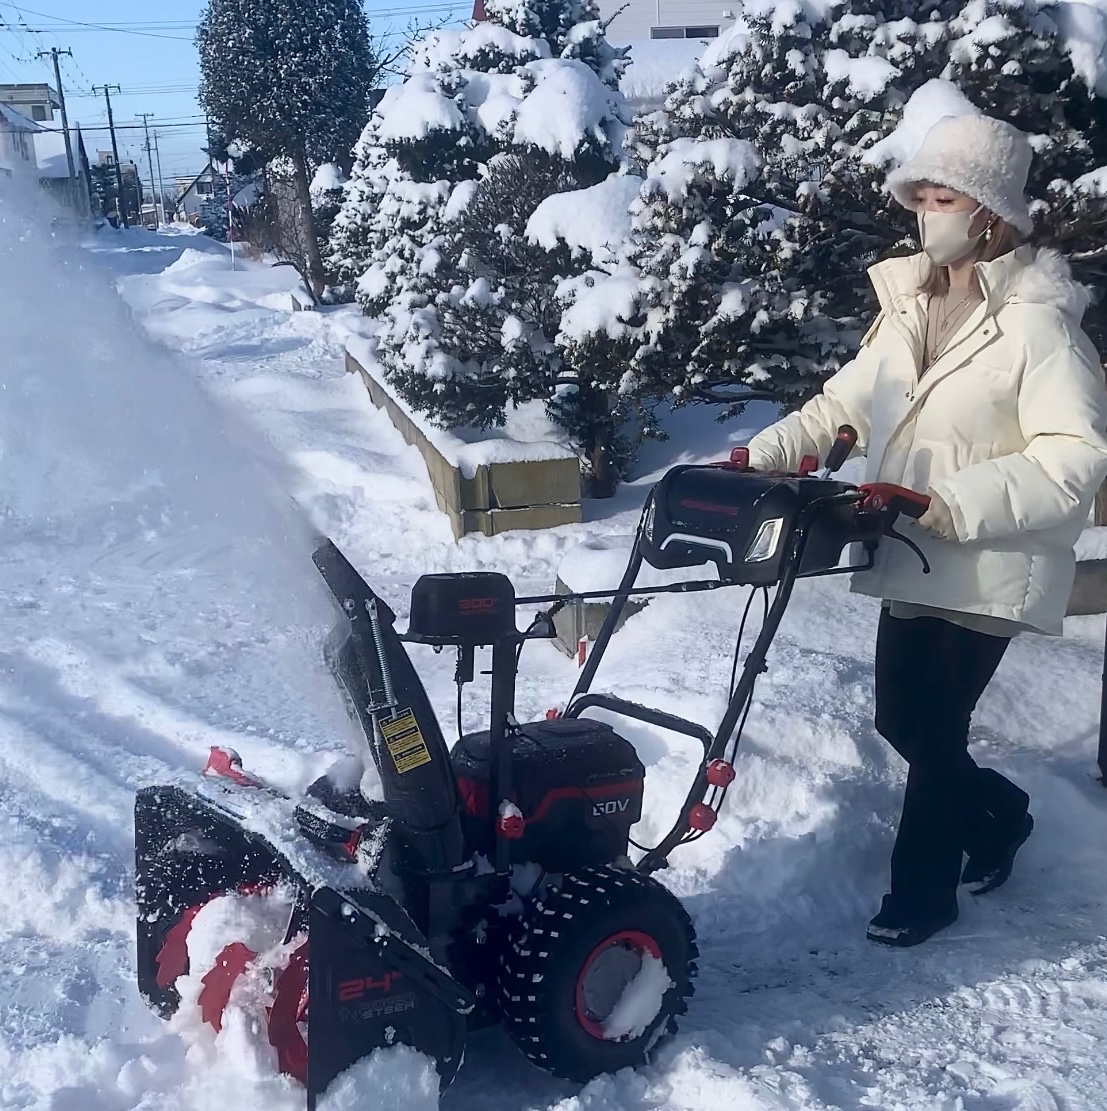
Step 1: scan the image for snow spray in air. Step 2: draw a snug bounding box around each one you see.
[0,176,352,769]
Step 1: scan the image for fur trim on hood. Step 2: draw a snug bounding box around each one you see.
[999,246,1091,321]
[870,246,1092,322]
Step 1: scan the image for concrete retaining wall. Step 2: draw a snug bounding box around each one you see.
[346,350,582,539]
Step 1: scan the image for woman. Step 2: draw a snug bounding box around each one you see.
[744,112,1107,947]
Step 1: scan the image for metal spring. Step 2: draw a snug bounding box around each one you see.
[366,598,397,709]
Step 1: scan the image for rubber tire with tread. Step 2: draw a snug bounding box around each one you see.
[498,864,697,1082]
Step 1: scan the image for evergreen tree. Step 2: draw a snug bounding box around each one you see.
[558,0,1107,421]
[330,1,632,489]
[197,0,381,296]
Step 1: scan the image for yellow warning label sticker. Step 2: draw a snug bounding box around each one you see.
[381,709,432,774]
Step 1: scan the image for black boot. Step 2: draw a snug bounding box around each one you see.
[867,893,958,947]
[961,812,1034,896]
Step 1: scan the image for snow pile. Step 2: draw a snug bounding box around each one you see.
[823,48,901,98]
[320,1045,440,1111]
[647,137,762,203]
[376,73,467,143]
[379,58,626,161]
[411,22,549,71]
[863,79,981,167]
[1055,0,1107,94]
[171,886,302,1075]
[602,954,674,1040]
[181,888,295,976]
[344,334,575,477]
[311,162,347,196]
[1077,165,1107,196]
[556,262,645,343]
[512,58,627,159]
[558,534,717,592]
[526,173,642,264]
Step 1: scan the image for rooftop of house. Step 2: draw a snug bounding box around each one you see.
[0,82,61,109]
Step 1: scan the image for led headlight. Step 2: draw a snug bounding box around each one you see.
[744,517,784,563]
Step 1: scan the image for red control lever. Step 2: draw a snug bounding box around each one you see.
[718,446,751,471]
[858,483,930,519]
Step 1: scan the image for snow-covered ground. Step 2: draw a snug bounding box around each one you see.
[5,196,1107,1111]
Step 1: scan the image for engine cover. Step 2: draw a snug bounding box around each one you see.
[451,719,645,872]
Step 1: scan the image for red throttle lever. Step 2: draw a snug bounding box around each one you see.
[858,483,930,520]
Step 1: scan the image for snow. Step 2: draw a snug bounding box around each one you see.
[512,59,627,160]
[526,173,642,265]
[558,534,717,593]
[1055,0,1107,95]
[602,954,674,1040]
[1076,526,1107,561]
[1076,165,1107,196]
[231,182,262,210]
[375,73,467,143]
[556,263,645,343]
[344,333,576,479]
[7,182,1107,1111]
[181,887,296,977]
[319,1045,440,1110]
[410,22,550,72]
[822,49,900,98]
[310,162,346,196]
[648,137,762,203]
[863,78,981,168]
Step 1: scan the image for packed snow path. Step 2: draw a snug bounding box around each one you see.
[3,216,1107,1111]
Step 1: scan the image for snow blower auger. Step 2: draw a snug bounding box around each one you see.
[134,424,930,1106]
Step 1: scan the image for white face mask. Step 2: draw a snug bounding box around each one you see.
[917,205,986,266]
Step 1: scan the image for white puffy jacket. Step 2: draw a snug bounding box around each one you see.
[746,246,1107,635]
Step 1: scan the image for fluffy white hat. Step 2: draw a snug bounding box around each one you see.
[886,114,1035,236]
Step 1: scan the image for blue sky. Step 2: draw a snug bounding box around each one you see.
[0,0,470,191]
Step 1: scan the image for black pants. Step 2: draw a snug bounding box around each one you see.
[875,610,1030,913]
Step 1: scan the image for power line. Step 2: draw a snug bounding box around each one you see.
[7,0,473,38]
[41,121,209,132]
[0,3,196,41]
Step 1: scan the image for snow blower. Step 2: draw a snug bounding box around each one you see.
[134,425,930,1106]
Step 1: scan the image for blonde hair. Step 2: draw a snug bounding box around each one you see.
[919,217,1023,297]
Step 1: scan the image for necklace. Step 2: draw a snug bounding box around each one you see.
[925,289,979,368]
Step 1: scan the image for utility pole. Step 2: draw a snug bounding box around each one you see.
[37,47,75,181]
[138,113,158,228]
[93,85,127,228]
[153,131,167,224]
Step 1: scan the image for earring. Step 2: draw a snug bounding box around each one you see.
[984,224,994,243]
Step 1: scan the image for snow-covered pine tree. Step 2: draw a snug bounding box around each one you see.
[197,0,381,296]
[938,0,1107,351]
[330,0,632,488]
[558,0,1107,419]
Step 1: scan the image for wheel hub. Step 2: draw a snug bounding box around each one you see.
[574,929,661,1040]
